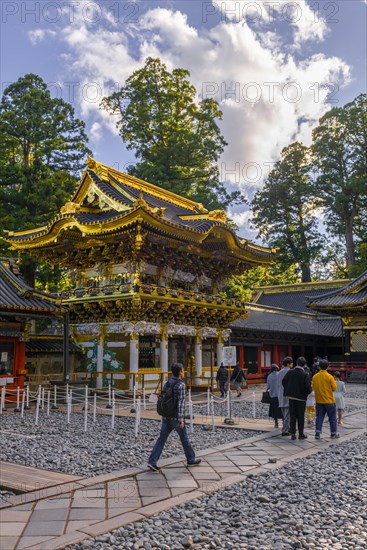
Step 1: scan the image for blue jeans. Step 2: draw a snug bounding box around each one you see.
[219,379,227,396]
[148,419,196,466]
[316,403,337,435]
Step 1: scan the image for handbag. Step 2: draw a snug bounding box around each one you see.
[261,390,271,404]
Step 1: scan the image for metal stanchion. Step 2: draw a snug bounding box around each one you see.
[51,384,59,410]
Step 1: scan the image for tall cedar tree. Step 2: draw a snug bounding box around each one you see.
[0,74,91,286]
[251,142,323,283]
[312,94,367,267]
[101,57,240,210]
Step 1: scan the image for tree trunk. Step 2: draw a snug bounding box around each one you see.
[300,263,312,283]
[345,219,356,266]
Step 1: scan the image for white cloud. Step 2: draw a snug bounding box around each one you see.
[26,1,351,234]
[28,29,56,45]
[212,1,329,48]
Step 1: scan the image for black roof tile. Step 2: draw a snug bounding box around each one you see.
[0,262,66,314]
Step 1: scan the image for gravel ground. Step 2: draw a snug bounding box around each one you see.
[0,413,262,477]
[68,434,367,550]
[199,400,360,422]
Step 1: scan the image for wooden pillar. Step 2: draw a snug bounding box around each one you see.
[194,333,202,385]
[273,344,279,367]
[257,346,262,375]
[15,341,26,389]
[239,346,244,369]
[288,344,292,357]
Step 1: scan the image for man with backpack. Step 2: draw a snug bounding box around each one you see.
[148,363,201,472]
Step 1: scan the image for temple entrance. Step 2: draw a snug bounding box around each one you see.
[244,347,258,374]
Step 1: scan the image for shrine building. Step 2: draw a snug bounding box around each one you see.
[3,158,274,389]
[307,271,367,363]
[0,259,67,392]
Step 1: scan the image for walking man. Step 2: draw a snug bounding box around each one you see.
[277,356,293,436]
[148,363,201,472]
[282,357,312,440]
[312,359,339,440]
[216,362,229,397]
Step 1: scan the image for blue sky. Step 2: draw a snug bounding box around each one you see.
[1,0,366,237]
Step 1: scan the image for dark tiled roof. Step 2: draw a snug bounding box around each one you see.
[108,173,224,232]
[255,288,346,313]
[232,305,341,338]
[0,262,66,314]
[307,271,367,313]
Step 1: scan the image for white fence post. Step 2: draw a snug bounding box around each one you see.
[21,390,26,418]
[93,393,97,422]
[14,386,21,412]
[52,384,59,410]
[211,395,215,433]
[84,385,88,432]
[111,390,115,430]
[252,391,256,419]
[35,394,41,426]
[134,397,141,438]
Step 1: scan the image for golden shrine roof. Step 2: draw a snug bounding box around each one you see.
[2,157,274,262]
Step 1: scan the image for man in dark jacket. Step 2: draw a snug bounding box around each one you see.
[230,363,246,397]
[216,363,229,397]
[148,363,201,472]
[282,356,312,440]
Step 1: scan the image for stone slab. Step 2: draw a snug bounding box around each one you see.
[0,536,18,550]
[68,508,106,521]
[22,520,66,537]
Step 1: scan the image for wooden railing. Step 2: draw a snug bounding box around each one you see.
[60,282,244,310]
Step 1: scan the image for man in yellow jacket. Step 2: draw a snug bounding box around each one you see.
[312,359,339,440]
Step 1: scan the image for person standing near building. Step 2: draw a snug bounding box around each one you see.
[266,364,283,428]
[148,363,201,472]
[216,362,229,397]
[312,359,339,440]
[334,371,346,426]
[282,357,312,440]
[277,356,293,436]
[230,363,246,397]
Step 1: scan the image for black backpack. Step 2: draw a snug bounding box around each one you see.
[157,381,178,418]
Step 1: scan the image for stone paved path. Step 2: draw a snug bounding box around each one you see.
[0,408,365,550]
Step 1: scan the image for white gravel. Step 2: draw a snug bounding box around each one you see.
[0,413,262,477]
[68,434,367,550]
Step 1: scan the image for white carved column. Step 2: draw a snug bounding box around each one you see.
[217,329,224,367]
[96,325,105,389]
[195,332,203,385]
[160,326,169,374]
[129,333,139,390]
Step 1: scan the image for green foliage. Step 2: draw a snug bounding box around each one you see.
[312,94,367,266]
[224,264,300,301]
[0,74,92,285]
[251,142,323,282]
[102,57,241,210]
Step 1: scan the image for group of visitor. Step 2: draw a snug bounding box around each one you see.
[216,362,247,397]
[147,357,346,473]
[267,356,346,441]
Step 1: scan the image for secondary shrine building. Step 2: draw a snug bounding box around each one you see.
[4,158,274,388]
